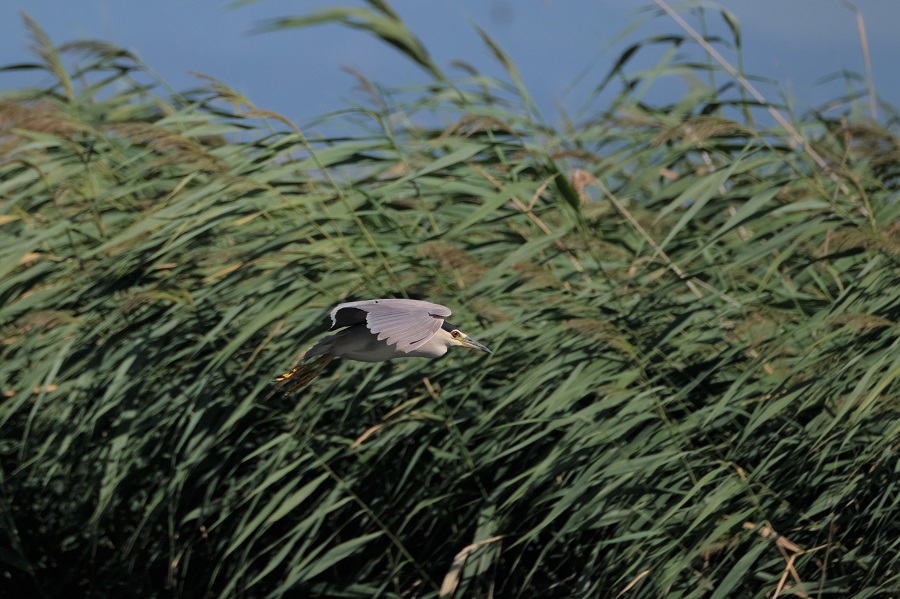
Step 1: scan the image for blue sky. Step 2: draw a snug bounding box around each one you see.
[1,0,897,128]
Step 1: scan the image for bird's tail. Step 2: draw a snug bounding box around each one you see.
[301,332,340,362]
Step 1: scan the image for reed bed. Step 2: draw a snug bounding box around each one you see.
[1,4,898,597]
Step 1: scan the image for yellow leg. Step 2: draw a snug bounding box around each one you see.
[276,354,333,394]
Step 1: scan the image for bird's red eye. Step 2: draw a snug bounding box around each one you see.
[451,330,461,338]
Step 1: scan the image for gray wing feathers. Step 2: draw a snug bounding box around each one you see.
[329,299,450,352]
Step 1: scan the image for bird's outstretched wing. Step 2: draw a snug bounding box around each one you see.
[330,298,451,352]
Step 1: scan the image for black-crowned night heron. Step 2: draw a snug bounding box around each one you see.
[277,298,491,388]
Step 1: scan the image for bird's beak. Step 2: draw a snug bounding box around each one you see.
[462,335,492,355]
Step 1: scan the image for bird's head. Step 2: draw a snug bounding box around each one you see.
[438,322,492,355]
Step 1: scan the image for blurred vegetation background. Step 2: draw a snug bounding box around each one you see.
[1,1,898,597]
